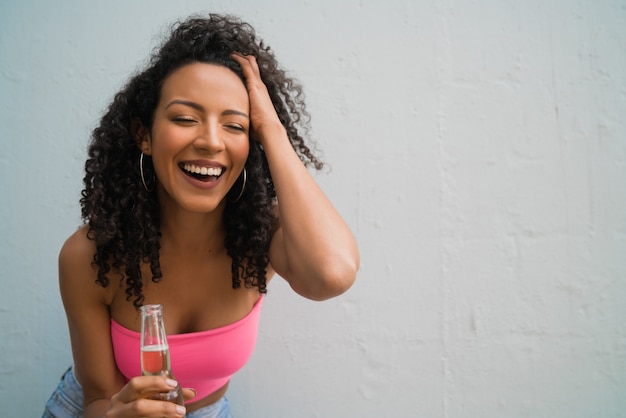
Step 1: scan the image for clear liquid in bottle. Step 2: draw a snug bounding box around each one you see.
[140,304,184,405]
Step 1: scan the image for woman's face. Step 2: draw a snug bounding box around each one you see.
[142,62,250,215]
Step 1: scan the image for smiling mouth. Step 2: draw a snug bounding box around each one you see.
[180,163,224,181]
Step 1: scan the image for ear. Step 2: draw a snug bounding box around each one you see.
[130,117,152,155]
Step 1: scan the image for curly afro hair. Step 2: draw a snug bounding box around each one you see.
[80,14,323,308]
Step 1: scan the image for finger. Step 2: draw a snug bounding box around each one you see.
[231,53,272,102]
[231,52,262,80]
[115,375,180,403]
[182,387,197,402]
[109,397,186,418]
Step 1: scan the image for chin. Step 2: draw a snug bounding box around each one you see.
[182,200,225,214]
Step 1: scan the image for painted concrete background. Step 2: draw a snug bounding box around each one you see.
[1,0,625,417]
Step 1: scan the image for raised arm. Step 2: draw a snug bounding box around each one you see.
[231,53,359,300]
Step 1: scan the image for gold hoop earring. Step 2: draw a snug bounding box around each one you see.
[140,153,154,192]
[231,168,247,203]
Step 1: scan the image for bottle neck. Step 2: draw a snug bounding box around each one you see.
[140,304,172,374]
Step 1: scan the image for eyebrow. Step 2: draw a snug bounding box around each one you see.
[165,99,249,119]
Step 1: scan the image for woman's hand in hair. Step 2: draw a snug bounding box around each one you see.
[231,52,286,146]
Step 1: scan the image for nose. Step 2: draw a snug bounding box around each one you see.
[193,122,225,153]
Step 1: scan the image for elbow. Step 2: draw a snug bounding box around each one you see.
[293,259,359,301]
[325,261,359,299]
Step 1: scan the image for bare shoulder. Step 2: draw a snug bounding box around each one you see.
[58,225,107,305]
[59,225,95,267]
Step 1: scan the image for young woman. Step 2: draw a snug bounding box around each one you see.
[43,14,358,418]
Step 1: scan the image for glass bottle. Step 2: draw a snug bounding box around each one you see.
[140,304,185,406]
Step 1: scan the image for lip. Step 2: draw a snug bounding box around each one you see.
[178,160,226,190]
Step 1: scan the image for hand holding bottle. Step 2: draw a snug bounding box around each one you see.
[98,304,196,417]
[104,375,195,417]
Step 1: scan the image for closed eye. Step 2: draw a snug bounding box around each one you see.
[172,117,197,124]
[225,124,246,132]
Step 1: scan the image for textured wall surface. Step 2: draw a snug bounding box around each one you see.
[1,1,625,417]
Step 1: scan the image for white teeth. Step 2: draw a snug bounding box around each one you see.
[183,164,223,177]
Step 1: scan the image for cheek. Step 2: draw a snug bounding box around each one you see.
[148,132,181,180]
[233,139,251,165]
[149,124,189,158]
[154,123,186,146]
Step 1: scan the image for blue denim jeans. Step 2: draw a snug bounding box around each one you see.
[43,366,233,418]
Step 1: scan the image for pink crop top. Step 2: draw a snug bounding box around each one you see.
[110,297,263,403]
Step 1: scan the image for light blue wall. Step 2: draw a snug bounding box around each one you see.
[1,1,625,417]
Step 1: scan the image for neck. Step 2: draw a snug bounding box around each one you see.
[158,202,227,258]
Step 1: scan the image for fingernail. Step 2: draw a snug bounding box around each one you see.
[166,378,177,387]
[176,405,186,415]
